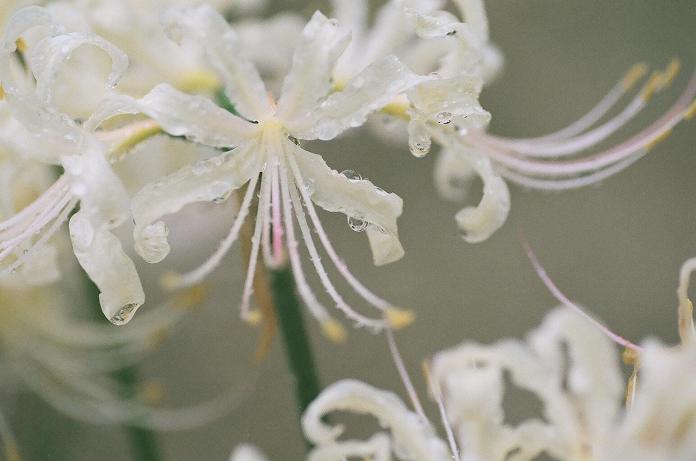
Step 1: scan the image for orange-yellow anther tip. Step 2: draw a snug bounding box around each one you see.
[645,129,673,152]
[160,272,181,291]
[386,307,416,330]
[685,99,696,120]
[659,58,681,89]
[15,38,26,53]
[640,72,663,102]
[243,309,263,326]
[141,380,166,405]
[322,319,348,343]
[622,63,648,91]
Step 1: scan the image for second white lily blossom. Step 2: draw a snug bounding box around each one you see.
[110,5,423,336]
[0,7,145,325]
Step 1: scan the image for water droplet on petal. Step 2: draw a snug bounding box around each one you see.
[348,216,367,232]
[435,111,453,125]
[109,302,140,325]
[408,120,431,158]
[341,169,362,181]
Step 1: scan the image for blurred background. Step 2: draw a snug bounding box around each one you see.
[5,0,696,459]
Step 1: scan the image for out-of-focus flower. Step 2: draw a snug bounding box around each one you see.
[0,7,147,324]
[47,0,296,97]
[606,341,696,461]
[302,379,451,461]
[109,5,422,336]
[228,444,269,461]
[430,307,623,461]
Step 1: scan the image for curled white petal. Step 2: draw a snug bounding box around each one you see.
[293,145,404,265]
[1,6,53,54]
[308,433,391,461]
[302,379,451,461]
[131,143,260,263]
[161,4,271,121]
[290,55,425,141]
[69,210,144,325]
[276,11,350,121]
[434,147,476,202]
[30,31,128,106]
[449,144,509,243]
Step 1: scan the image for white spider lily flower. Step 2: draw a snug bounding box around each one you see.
[0,7,145,325]
[409,1,696,243]
[430,307,623,461]
[302,379,451,461]
[108,5,422,335]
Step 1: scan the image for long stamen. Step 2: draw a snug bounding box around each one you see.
[277,153,343,341]
[423,361,461,461]
[161,173,259,290]
[260,162,275,268]
[0,198,78,277]
[385,327,427,421]
[486,63,649,145]
[240,174,267,323]
[287,153,393,313]
[473,69,696,178]
[498,155,642,191]
[0,192,73,258]
[270,156,285,267]
[521,238,643,352]
[0,175,69,232]
[288,174,386,331]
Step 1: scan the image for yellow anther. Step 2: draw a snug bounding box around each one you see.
[160,272,182,291]
[15,38,27,53]
[5,441,21,461]
[171,284,208,310]
[321,319,347,343]
[621,62,648,91]
[640,71,663,102]
[382,98,411,120]
[622,346,640,365]
[140,380,166,405]
[645,129,673,152]
[177,70,221,93]
[685,99,696,120]
[386,307,415,330]
[658,58,681,89]
[243,308,262,326]
[148,328,169,347]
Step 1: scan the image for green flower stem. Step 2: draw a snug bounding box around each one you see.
[81,275,162,461]
[269,265,322,433]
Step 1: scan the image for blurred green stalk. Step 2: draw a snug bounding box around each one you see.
[81,273,162,461]
[269,266,322,416]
